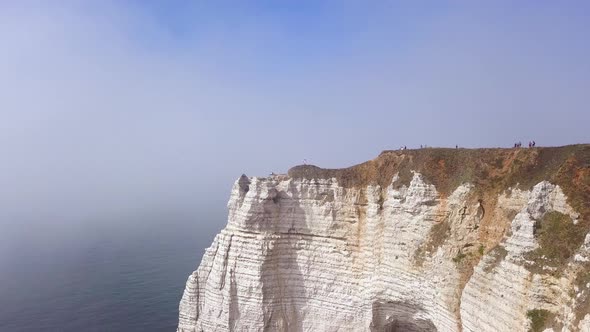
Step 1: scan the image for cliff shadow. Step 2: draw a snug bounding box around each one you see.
[370,300,437,332]
[259,180,312,332]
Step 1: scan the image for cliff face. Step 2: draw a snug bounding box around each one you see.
[178,146,590,332]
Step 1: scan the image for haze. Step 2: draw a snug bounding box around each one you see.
[1,1,589,259]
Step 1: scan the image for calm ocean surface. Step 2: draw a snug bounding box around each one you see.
[0,217,221,332]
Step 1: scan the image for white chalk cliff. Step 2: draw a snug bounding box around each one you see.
[178,147,590,331]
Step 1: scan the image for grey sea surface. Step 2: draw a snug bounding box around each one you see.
[0,215,221,332]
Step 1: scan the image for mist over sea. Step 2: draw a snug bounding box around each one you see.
[0,213,224,332]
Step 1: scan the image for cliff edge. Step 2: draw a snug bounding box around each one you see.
[178,145,590,331]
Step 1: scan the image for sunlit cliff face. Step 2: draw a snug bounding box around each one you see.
[179,146,590,332]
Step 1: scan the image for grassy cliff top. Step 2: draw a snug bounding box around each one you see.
[288,144,590,276]
[289,144,589,196]
[288,145,589,225]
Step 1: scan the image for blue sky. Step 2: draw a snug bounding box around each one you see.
[0,1,589,241]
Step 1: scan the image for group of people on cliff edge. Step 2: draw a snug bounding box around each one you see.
[514,141,537,148]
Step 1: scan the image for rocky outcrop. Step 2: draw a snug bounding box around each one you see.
[178,146,590,331]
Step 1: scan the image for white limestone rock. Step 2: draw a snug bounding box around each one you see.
[178,173,590,332]
[579,314,590,331]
